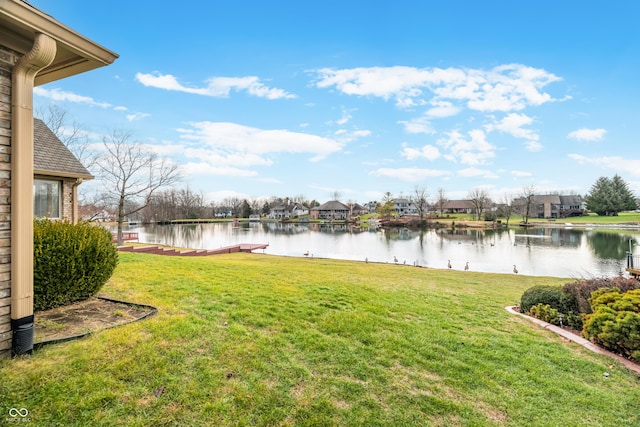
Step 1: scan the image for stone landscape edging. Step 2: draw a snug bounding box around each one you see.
[505,306,640,375]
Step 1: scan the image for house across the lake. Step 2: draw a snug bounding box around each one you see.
[393,198,417,216]
[442,200,475,214]
[513,194,586,219]
[309,200,350,221]
[268,201,308,219]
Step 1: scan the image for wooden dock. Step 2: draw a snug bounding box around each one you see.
[626,253,640,277]
[112,231,139,243]
[117,243,268,257]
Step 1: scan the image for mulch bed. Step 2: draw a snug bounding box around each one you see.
[34,296,156,346]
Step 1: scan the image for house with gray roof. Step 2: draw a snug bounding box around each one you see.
[34,118,93,223]
[393,198,417,216]
[442,200,475,214]
[512,194,586,219]
[268,201,308,219]
[309,200,350,220]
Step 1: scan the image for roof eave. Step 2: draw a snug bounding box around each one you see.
[0,0,119,85]
[34,169,94,180]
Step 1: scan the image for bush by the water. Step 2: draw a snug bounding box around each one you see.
[529,303,560,325]
[562,276,640,314]
[520,285,576,314]
[34,219,118,311]
[521,277,640,331]
[582,288,640,361]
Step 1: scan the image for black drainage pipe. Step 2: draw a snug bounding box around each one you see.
[11,314,34,356]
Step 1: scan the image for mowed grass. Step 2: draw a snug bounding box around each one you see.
[516,211,640,225]
[2,253,640,426]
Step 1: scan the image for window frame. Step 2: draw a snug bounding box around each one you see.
[33,177,62,219]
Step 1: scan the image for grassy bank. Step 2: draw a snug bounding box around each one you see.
[2,253,639,426]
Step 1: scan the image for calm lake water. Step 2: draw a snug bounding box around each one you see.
[125,222,640,278]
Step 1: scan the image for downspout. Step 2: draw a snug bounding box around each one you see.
[11,33,56,356]
[72,178,83,224]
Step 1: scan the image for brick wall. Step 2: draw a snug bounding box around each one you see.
[62,178,74,222]
[0,44,15,359]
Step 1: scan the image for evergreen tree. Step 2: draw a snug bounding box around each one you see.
[240,199,253,218]
[586,175,637,216]
[376,192,396,218]
[611,174,637,212]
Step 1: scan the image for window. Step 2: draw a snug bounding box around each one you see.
[34,179,61,218]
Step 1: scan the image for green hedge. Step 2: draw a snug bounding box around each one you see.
[520,285,582,329]
[582,288,640,361]
[34,219,119,311]
[520,285,575,314]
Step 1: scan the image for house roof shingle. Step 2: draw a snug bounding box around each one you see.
[443,200,474,209]
[33,118,93,180]
[311,200,349,211]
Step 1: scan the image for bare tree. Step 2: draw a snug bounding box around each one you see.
[250,198,264,215]
[467,188,491,221]
[413,186,429,222]
[518,185,536,225]
[331,190,342,201]
[96,130,180,245]
[500,193,515,227]
[436,188,448,216]
[223,196,243,217]
[36,104,97,169]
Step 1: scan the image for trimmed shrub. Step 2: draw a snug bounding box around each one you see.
[563,311,584,331]
[529,303,560,325]
[520,285,576,314]
[562,276,640,314]
[521,285,583,329]
[582,288,640,361]
[34,219,119,311]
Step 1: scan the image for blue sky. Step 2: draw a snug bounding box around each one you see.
[29,0,640,204]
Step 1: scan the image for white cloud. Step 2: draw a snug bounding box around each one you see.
[181,161,259,177]
[511,170,533,177]
[569,154,640,177]
[426,100,460,118]
[333,129,371,144]
[126,112,150,122]
[458,167,499,178]
[437,129,496,165]
[314,66,431,107]
[488,113,542,152]
[567,128,607,141]
[34,87,112,108]
[336,109,353,125]
[369,167,451,182]
[398,116,435,134]
[525,140,543,152]
[314,63,565,112]
[177,121,343,176]
[205,189,251,203]
[136,72,296,99]
[256,177,283,184]
[401,143,441,161]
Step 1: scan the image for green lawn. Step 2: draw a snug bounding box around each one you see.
[2,253,639,426]
[509,211,640,225]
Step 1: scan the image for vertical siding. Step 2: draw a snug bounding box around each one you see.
[0,44,15,359]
